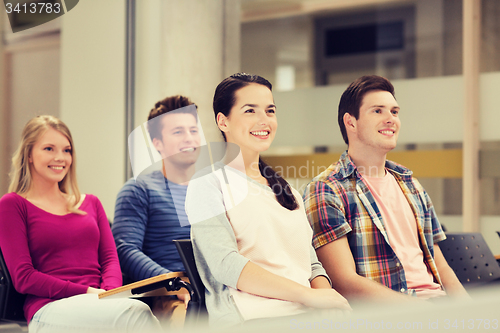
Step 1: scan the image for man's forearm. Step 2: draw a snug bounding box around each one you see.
[439,266,469,297]
[332,273,414,302]
[317,237,415,303]
[433,244,469,298]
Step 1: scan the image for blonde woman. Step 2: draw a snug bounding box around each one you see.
[0,115,161,332]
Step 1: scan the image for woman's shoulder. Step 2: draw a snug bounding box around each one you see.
[288,186,305,209]
[0,192,25,207]
[289,185,302,198]
[75,194,108,218]
[188,165,224,191]
[0,193,28,220]
[79,193,103,206]
[76,193,101,209]
[82,193,97,201]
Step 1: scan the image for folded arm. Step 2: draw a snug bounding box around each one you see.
[237,261,350,310]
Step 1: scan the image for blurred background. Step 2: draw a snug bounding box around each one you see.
[1,0,499,253]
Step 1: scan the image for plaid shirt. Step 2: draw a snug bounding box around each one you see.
[303,151,446,295]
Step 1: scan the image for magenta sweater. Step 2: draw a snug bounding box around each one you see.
[0,193,122,323]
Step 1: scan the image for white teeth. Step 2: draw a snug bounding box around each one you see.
[380,130,394,135]
[180,147,195,152]
[50,166,63,170]
[251,131,269,136]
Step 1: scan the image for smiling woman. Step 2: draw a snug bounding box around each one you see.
[212,73,297,209]
[8,115,81,214]
[217,83,278,162]
[185,73,351,327]
[0,115,162,332]
[28,128,73,200]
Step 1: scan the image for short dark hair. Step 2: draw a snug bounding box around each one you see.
[338,75,395,145]
[147,95,197,141]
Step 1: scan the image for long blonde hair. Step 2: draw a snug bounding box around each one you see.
[8,115,84,214]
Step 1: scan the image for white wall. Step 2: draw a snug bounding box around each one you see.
[415,0,444,77]
[480,73,500,141]
[10,47,61,150]
[0,42,61,193]
[134,0,162,127]
[135,0,240,145]
[60,0,126,220]
[273,84,344,147]
[58,0,241,219]
[395,75,463,144]
[241,15,314,90]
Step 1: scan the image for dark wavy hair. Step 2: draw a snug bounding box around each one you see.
[147,95,197,141]
[213,73,298,211]
[338,75,395,145]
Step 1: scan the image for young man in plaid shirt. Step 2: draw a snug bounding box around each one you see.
[303,75,467,302]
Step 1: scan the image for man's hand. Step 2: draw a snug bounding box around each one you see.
[177,292,191,308]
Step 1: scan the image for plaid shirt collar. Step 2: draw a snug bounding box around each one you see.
[335,151,412,181]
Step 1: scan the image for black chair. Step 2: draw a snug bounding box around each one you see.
[173,239,207,324]
[440,232,500,288]
[0,248,27,332]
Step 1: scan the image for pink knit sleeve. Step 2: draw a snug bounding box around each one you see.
[91,195,122,290]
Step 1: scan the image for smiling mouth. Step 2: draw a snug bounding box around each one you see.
[180,147,196,152]
[379,130,395,135]
[49,166,64,170]
[250,130,270,137]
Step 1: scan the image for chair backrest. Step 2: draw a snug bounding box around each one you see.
[439,232,500,286]
[0,248,26,322]
[173,239,207,325]
[173,240,205,305]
